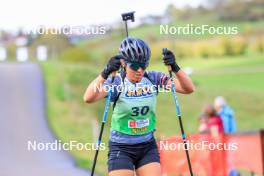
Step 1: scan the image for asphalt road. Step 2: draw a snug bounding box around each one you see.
[0,63,90,176]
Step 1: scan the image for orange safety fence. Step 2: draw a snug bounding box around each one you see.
[157,130,264,176]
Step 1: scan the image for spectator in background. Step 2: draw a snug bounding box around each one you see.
[202,105,225,175]
[198,113,209,133]
[214,96,236,134]
[214,96,239,176]
[203,104,224,137]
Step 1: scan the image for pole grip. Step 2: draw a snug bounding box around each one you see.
[111,58,124,83]
[162,48,172,78]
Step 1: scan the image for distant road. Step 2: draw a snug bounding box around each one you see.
[0,63,90,176]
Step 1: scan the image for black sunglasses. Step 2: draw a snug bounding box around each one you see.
[127,62,147,71]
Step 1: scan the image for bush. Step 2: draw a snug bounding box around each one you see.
[194,40,227,58]
[220,36,248,56]
[254,36,264,53]
[174,42,193,58]
[150,40,171,61]
[149,36,250,60]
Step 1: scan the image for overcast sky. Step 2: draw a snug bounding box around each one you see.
[0,0,205,30]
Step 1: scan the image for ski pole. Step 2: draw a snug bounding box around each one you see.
[91,11,135,176]
[162,48,194,176]
[90,75,115,176]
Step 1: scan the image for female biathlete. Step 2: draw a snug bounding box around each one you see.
[83,37,195,176]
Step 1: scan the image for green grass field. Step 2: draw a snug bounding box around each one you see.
[41,53,264,175]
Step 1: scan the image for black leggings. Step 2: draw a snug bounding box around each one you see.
[108,138,160,172]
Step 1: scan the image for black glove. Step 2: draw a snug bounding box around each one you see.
[101,55,122,79]
[162,49,180,73]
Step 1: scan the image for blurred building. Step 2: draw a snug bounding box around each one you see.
[0,46,7,61]
[16,31,29,62]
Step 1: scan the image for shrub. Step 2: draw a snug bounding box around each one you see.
[220,36,248,56]
[254,36,264,53]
